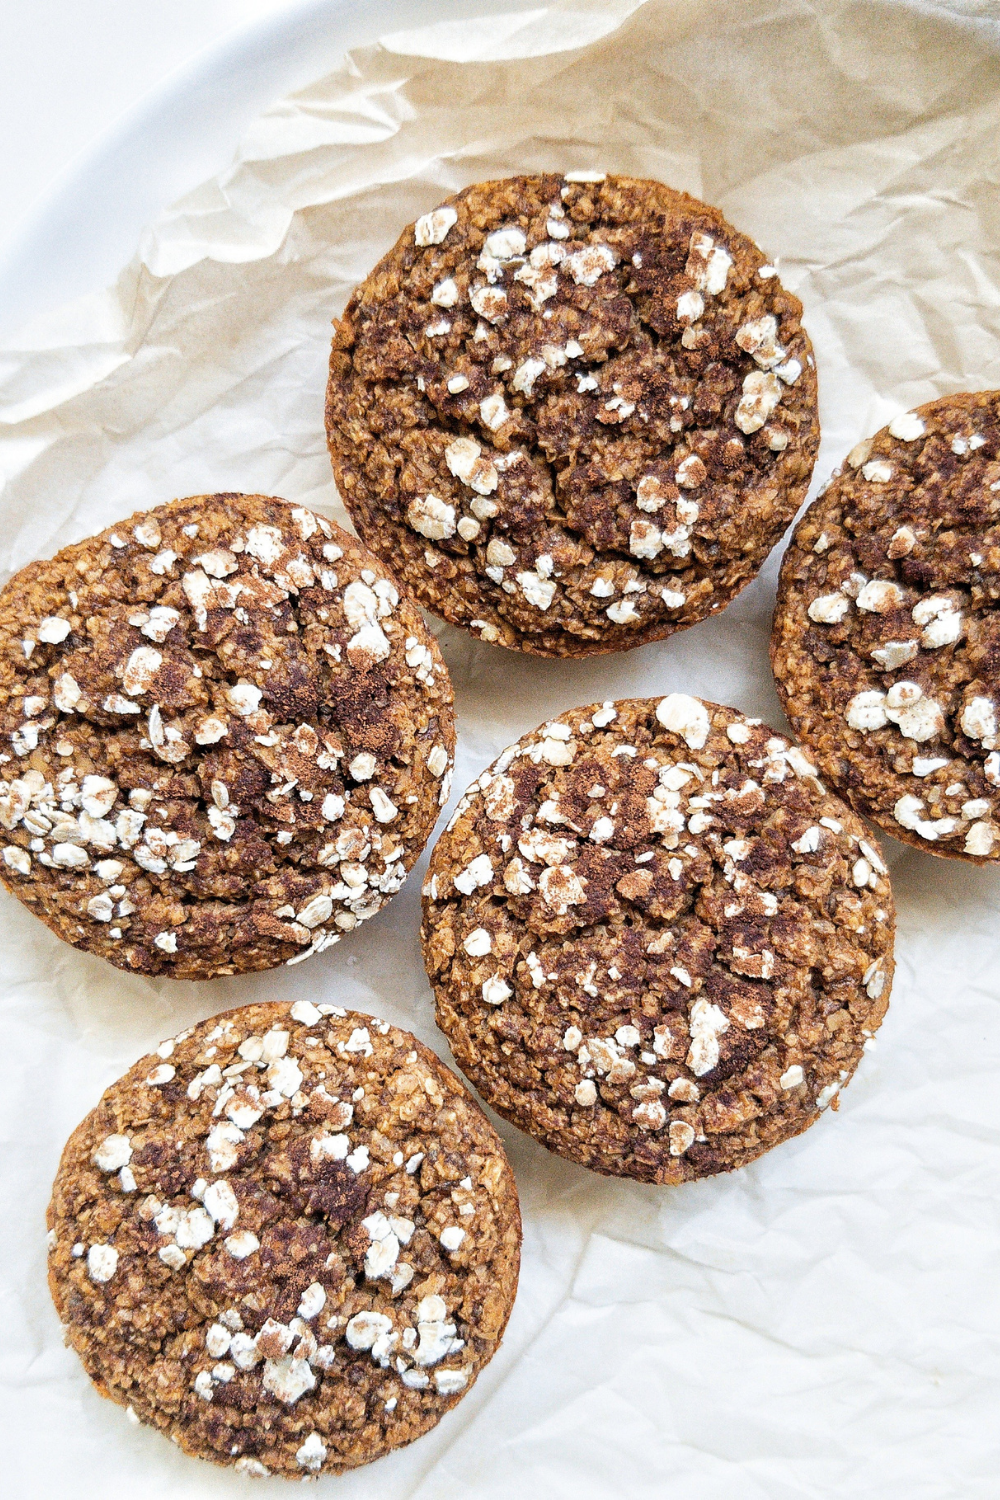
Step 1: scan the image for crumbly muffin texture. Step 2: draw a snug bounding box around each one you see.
[422,696,893,1184]
[772,392,1000,862]
[327,173,819,657]
[47,1002,520,1478]
[0,494,454,978]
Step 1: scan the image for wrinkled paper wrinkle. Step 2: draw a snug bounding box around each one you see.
[2,2,1000,1496]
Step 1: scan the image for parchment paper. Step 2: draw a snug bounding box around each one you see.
[2,1,1000,1495]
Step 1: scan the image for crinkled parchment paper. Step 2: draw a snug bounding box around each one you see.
[2,1,1000,1494]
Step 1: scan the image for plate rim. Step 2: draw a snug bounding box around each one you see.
[0,0,543,341]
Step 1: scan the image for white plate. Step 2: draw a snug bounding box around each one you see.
[0,0,542,340]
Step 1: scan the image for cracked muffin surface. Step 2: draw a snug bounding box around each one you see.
[47,1001,520,1478]
[326,173,819,657]
[422,695,893,1183]
[772,392,1000,863]
[0,493,454,977]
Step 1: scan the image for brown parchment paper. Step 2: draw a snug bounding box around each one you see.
[1,2,1000,1495]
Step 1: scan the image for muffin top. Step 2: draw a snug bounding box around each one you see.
[327,173,819,657]
[0,493,454,977]
[422,695,893,1184]
[47,1002,520,1477]
[773,391,1000,862]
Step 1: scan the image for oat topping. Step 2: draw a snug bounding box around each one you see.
[327,174,819,658]
[422,696,893,1184]
[0,494,455,976]
[48,1003,520,1477]
[772,391,1000,862]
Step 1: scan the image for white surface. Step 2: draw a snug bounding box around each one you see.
[0,0,544,337]
[2,1,1000,1497]
[0,2,299,245]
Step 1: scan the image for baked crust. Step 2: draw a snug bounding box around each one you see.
[772,391,1000,862]
[0,493,455,976]
[327,173,819,657]
[47,1002,520,1477]
[422,695,893,1183]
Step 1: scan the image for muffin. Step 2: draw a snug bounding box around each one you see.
[327,173,819,657]
[0,493,454,977]
[772,392,1000,862]
[47,1002,520,1477]
[422,695,893,1183]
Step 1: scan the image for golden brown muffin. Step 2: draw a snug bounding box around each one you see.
[773,392,1000,862]
[0,493,454,976]
[48,1002,521,1477]
[423,695,893,1183]
[327,173,819,656]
